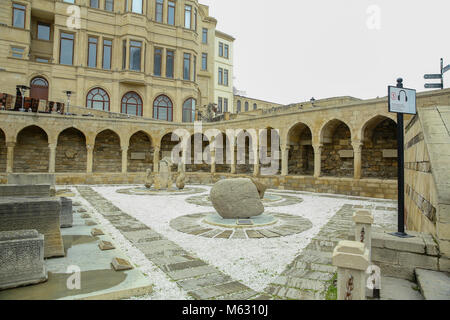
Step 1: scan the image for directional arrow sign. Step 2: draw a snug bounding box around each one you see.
[424,74,442,80]
[444,64,450,73]
[425,83,443,89]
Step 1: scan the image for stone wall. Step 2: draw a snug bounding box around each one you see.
[186,135,210,173]
[56,128,87,173]
[128,131,153,172]
[288,145,314,175]
[404,106,450,259]
[322,123,353,177]
[0,130,6,172]
[93,130,121,173]
[362,119,397,178]
[14,126,49,173]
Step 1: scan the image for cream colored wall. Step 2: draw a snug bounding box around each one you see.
[214,32,233,113]
[0,0,220,122]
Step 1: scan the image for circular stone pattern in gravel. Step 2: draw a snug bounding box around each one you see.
[170,212,313,239]
[116,186,207,196]
[185,192,303,208]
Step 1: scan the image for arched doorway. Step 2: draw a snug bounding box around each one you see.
[56,128,87,173]
[287,123,314,175]
[0,129,6,172]
[93,130,121,172]
[128,131,153,172]
[14,126,49,172]
[30,77,49,101]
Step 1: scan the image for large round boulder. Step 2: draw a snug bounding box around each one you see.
[210,178,264,219]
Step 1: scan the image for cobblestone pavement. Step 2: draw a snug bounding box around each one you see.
[116,186,207,196]
[263,203,377,300]
[76,186,264,300]
[185,193,303,208]
[170,212,313,239]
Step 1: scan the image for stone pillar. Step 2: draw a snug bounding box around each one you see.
[153,145,160,173]
[353,210,374,262]
[48,144,56,173]
[230,145,236,174]
[211,149,216,174]
[253,148,259,177]
[281,145,289,176]
[352,141,363,180]
[313,144,323,178]
[121,145,128,174]
[86,144,94,174]
[6,142,15,173]
[332,240,370,300]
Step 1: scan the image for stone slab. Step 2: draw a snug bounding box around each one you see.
[0,230,48,290]
[111,258,133,271]
[91,228,104,236]
[60,197,73,228]
[99,241,115,251]
[416,268,450,300]
[167,265,219,281]
[0,185,51,197]
[0,197,64,258]
[380,276,423,300]
[7,173,55,186]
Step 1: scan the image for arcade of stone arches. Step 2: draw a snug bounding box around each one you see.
[0,115,397,180]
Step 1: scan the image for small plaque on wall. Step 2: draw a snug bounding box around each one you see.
[338,150,354,158]
[131,152,146,160]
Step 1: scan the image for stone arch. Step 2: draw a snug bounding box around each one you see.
[215,132,232,173]
[361,116,398,178]
[186,133,210,173]
[128,130,154,172]
[260,127,281,175]
[320,119,353,177]
[14,125,49,172]
[235,129,256,174]
[287,122,314,175]
[160,132,181,171]
[56,127,87,173]
[0,128,6,172]
[93,129,121,172]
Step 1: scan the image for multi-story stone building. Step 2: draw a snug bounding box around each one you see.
[213,30,234,114]
[0,0,234,122]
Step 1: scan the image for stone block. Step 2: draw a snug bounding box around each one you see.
[398,252,438,270]
[375,261,415,281]
[91,228,104,236]
[99,241,115,251]
[332,241,369,271]
[372,247,399,264]
[338,150,354,158]
[7,174,55,186]
[60,197,73,228]
[0,197,64,258]
[111,257,133,271]
[384,232,426,254]
[0,230,47,290]
[422,233,439,256]
[383,149,398,158]
[130,152,146,160]
[0,185,50,197]
[371,232,385,248]
[437,222,450,241]
[439,257,450,272]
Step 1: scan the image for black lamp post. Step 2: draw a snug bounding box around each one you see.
[310,97,316,107]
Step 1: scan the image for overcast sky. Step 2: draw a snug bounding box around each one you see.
[201,0,450,105]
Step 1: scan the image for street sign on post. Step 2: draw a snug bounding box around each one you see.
[424,74,442,80]
[388,86,417,115]
[425,83,443,89]
[444,65,450,74]
[388,78,416,239]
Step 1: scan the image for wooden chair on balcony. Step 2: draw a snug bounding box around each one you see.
[31,98,40,113]
[23,97,32,112]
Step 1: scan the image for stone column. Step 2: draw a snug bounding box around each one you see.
[332,240,370,300]
[48,144,57,173]
[121,145,129,174]
[313,144,323,178]
[211,149,216,174]
[153,145,160,173]
[6,142,15,173]
[86,144,94,174]
[352,141,363,180]
[281,145,289,176]
[253,148,259,177]
[230,144,236,174]
[353,210,374,262]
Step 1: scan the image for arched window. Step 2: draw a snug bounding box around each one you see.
[245,101,249,112]
[182,98,196,123]
[30,77,49,101]
[153,95,173,121]
[237,100,241,113]
[253,103,257,110]
[86,87,110,111]
[121,91,143,116]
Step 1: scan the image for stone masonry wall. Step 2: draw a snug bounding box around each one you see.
[55,128,87,173]
[93,130,121,173]
[321,123,353,177]
[14,126,49,173]
[0,130,6,172]
[128,131,153,172]
[362,119,397,178]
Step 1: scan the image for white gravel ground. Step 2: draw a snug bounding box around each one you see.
[76,185,397,296]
